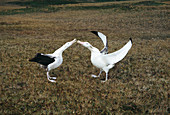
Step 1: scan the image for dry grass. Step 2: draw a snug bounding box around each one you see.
[0,0,169,114]
[0,5,26,11]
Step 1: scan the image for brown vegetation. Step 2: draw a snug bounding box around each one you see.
[0,0,169,114]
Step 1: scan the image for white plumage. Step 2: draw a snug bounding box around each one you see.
[29,39,76,83]
[77,37,132,82]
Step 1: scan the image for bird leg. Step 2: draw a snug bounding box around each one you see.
[46,68,56,80]
[47,71,56,83]
[101,72,108,83]
[91,69,103,78]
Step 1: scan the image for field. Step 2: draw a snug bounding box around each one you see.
[0,0,169,114]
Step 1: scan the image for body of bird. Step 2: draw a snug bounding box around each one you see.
[77,32,132,82]
[91,53,115,70]
[47,55,63,71]
[29,39,76,82]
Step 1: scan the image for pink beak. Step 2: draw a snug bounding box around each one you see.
[71,39,77,44]
[77,40,85,45]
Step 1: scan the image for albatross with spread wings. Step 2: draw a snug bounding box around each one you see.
[77,33,132,82]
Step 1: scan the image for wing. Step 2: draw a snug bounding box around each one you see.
[29,53,55,66]
[91,31,108,54]
[103,38,132,64]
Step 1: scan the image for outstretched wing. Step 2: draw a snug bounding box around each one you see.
[103,38,132,64]
[91,31,108,54]
[29,53,55,66]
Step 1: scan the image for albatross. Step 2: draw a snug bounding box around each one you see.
[29,39,76,83]
[77,38,132,82]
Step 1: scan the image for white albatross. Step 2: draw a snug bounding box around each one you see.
[77,38,132,82]
[29,39,76,83]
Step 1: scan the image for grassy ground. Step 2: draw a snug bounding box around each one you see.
[0,0,169,114]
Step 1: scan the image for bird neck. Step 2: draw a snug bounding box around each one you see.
[88,46,100,53]
[53,45,67,55]
[58,45,67,52]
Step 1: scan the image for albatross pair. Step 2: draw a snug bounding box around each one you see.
[29,31,132,83]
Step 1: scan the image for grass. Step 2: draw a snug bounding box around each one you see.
[133,1,166,6]
[0,0,169,114]
[0,0,169,15]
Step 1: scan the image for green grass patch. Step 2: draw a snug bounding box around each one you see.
[7,0,128,7]
[0,3,136,15]
[66,3,134,11]
[7,0,79,7]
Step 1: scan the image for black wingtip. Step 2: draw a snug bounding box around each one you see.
[91,31,98,36]
[129,38,133,43]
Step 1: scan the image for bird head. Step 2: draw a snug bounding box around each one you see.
[77,40,100,53]
[63,39,76,49]
[77,40,93,49]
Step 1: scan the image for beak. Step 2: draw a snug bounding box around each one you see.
[70,39,77,44]
[77,40,84,45]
